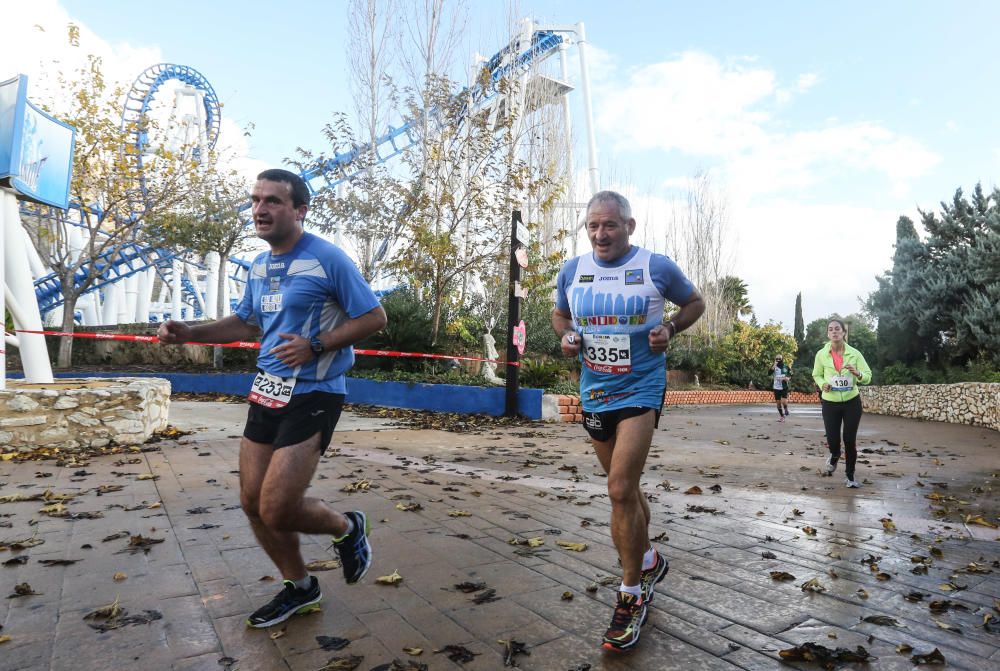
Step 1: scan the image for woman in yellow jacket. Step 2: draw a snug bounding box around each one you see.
[812,319,872,488]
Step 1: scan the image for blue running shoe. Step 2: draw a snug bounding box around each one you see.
[333,510,372,584]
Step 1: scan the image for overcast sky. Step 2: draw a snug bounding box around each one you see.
[6,1,1000,330]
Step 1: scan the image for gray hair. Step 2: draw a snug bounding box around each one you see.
[586,190,632,221]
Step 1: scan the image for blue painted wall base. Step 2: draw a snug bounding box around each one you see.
[13,372,543,419]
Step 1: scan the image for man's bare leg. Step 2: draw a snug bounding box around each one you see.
[600,412,655,586]
[239,435,350,580]
[593,435,651,529]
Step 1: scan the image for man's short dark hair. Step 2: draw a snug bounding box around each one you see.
[257,169,311,208]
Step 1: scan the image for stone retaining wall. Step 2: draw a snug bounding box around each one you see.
[0,378,171,451]
[548,390,818,422]
[546,384,1000,430]
[860,383,1000,431]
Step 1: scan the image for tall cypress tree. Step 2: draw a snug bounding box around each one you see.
[793,293,804,345]
[868,216,927,365]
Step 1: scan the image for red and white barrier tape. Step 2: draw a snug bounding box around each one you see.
[11,329,519,367]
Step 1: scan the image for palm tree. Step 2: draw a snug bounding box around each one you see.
[715,275,754,320]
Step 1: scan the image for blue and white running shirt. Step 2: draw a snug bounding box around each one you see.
[555,246,695,412]
[235,232,381,395]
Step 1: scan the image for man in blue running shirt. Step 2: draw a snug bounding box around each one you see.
[158,169,387,629]
[552,191,704,652]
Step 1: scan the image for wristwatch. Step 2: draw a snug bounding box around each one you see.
[309,336,325,355]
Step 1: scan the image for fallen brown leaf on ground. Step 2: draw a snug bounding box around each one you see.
[964,515,997,528]
[375,569,403,586]
[910,648,946,664]
[861,615,901,627]
[316,635,350,651]
[8,582,40,598]
[770,571,795,581]
[434,645,478,663]
[38,559,80,567]
[101,531,130,542]
[84,597,123,620]
[471,588,500,604]
[374,660,428,671]
[348,404,540,433]
[305,559,341,571]
[116,534,165,554]
[684,485,703,495]
[498,639,529,667]
[778,642,874,668]
[933,620,961,633]
[556,541,587,552]
[800,578,826,593]
[0,534,44,551]
[316,654,364,670]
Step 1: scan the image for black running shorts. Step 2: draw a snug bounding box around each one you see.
[582,407,661,443]
[244,391,345,452]
[773,388,788,400]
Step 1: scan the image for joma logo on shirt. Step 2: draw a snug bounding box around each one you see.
[598,275,619,281]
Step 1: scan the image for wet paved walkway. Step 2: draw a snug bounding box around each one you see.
[1,401,998,670]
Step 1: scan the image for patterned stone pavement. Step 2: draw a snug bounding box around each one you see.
[0,400,998,670]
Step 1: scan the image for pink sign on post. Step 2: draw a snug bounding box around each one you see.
[512,320,526,355]
[514,246,529,269]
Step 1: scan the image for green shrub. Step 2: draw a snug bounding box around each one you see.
[356,288,435,371]
[518,357,565,389]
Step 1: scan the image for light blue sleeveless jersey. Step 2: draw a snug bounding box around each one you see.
[555,246,694,412]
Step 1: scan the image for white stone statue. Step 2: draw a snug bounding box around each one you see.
[480,331,504,385]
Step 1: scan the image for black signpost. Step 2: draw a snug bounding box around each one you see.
[504,209,526,417]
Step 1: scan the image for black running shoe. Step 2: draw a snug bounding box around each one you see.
[333,510,372,584]
[602,591,647,652]
[639,549,669,604]
[246,577,321,628]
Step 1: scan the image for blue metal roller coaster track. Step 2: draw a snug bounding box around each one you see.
[33,29,567,318]
[31,64,223,317]
[295,30,564,198]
